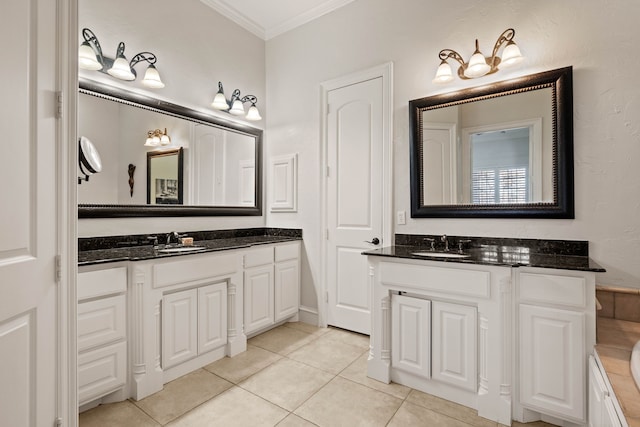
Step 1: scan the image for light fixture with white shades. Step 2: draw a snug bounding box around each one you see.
[144,128,171,147]
[211,81,262,121]
[433,28,523,84]
[79,28,165,89]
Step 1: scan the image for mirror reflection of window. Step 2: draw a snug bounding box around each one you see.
[470,127,530,204]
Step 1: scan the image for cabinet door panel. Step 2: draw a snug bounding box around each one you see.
[519,304,585,421]
[244,265,274,334]
[275,259,299,322]
[391,294,431,378]
[163,290,198,369]
[603,396,623,427]
[198,283,227,354]
[432,301,477,391]
[78,341,126,405]
[78,294,126,352]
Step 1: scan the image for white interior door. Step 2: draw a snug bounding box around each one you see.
[326,77,384,334]
[0,0,59,425]
[423,123,457,204]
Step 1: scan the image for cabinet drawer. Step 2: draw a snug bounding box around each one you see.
[275,242,299,262]
[519,272,586,308]
[244,246,274,268]
[78,341,126,405]
[78,267,127,301]
[78,295,126,352]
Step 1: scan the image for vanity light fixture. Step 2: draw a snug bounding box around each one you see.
[432,28,523,84]
[144,128,171,147]
[78,28,165,89]
[211,81,262,121]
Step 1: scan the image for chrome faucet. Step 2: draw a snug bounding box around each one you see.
[440,234,449,252]
[166,231,181,245]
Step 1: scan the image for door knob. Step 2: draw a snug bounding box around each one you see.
[365,237,380,245]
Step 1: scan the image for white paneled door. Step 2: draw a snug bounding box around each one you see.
[0,0,60,425]
[326,75,385,334]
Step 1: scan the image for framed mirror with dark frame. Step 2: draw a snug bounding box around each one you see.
[78,77,263,218]
[147,148,183,205]
[409,66,574,218]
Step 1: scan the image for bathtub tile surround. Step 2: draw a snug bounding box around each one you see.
[597,286,640,323]
[596,317,640,426]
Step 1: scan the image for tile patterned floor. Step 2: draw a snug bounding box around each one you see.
[79,323,557,427]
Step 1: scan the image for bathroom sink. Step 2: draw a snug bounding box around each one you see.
[411,252,470,259]
[158,246,207,254]
[632,340,640,391]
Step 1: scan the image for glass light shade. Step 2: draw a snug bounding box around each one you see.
[464,51,491,78]
[432,61,454,84]
[229,99,246,116]
[144,136,157,147]
[500,41,523,67]
[108,56,135,81]
[246,104,262,121]
[160,129,171,145]
[142,64,165,88]
[78,42,103,71]
[211,92,229,110]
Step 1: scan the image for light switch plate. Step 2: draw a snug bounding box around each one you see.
[397,210,406,225]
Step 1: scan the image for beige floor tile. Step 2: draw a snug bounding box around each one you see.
[240,358,334,411]
[168,386,288,427]
[322,328,370,352]
[339,352,411,400]
[288,333,364,375]
[79,400,160,427]
[597,327,640,350]
[249,325,317,355]
[294,376,402,427]
[598,318,640,335]
[284,321,330,337]
[407,389,496,427]
[204,345,282,383]
[388,401,475,427]
[133,369,232,425]
[276,413,318,426]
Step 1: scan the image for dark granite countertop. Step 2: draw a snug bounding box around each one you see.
[362,234,605,272]
[79,229,302,266]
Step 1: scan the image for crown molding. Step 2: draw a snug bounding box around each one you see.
[200,0,266,39]
[200,0,355,40]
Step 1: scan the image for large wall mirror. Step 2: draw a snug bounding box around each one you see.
[410,66,574,218]
[78,78,262,217]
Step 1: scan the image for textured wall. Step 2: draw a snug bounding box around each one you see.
[265,0,640,316]
[78,0,266,237]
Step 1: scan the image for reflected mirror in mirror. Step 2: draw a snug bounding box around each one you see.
[78,78,262,217]
[410,67,574,218]
[147,148,183,205]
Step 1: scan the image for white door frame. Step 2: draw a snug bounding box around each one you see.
[61,0,79,425]
[319,62,393,328]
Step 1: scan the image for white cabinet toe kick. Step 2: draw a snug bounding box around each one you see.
[366,257,596,427]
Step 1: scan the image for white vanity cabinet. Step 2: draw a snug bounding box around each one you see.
[514,268,596,425]
[244,242,300,336]
[162,282,227,369]
[368,257,512,425]
[589,354,627,427]
[77,265,128,406]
